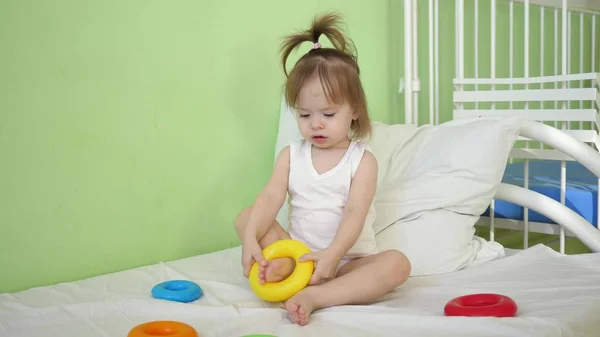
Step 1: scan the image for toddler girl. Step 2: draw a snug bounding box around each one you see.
[234,12,411,326]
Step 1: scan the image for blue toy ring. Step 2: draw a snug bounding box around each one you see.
[151,280,203,303]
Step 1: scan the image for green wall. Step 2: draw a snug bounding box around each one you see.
[0,0,394,293]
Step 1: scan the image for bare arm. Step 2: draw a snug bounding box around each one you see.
[327,150,378,259]
[244,146,290,242]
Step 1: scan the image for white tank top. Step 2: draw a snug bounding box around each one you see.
[287,139,379,258]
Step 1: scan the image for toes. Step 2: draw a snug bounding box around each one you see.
[285,301,300,324]
[297,307,308,325]
[285,299,311,325]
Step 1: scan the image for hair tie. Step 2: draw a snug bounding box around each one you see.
[313,42,321,49]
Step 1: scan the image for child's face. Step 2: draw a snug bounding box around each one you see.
[294,76,357,149]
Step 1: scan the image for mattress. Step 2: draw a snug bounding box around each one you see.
[484,160,598,227]
[2,244,600,337]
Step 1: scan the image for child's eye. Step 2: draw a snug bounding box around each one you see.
[300,114,309,118]
[324,113,336,117]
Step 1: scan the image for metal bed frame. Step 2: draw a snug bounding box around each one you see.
[401,0,600,253]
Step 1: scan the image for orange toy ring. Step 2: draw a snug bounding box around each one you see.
[128,320,198,337]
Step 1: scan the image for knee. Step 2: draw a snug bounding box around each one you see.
[382,250,411,285]
[234,206,252,231]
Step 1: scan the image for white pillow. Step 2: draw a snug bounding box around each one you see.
[376,208,506,275]
[369,116,522,233]
[369,116,522,275]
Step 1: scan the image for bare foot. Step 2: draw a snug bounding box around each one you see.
[258,257,295,284]
[285,288,319,326]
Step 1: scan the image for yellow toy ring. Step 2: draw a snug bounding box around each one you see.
[249,239,315,302]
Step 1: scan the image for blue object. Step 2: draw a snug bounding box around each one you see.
[484,160,598,227]
[151,280,203,303]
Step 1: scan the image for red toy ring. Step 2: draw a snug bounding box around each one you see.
[444,293,518,317]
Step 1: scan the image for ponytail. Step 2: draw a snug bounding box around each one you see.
[280,12,357,76]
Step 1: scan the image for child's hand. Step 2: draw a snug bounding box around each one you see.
[298,249,341,285]
[241,238,266,278]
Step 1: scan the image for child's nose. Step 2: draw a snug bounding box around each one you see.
[311,119,323,130]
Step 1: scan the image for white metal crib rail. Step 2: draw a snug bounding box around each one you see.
[403,0,600,125]
[402,0,600,253]
[453,0,600,254]
[496,119,600,252]
[454,74,600,160]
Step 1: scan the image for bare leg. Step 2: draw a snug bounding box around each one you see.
[234,206,294,282]
[285,250,411,325]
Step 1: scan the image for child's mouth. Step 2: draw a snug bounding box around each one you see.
[312,136,327,143]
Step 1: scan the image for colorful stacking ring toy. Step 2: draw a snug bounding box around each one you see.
[249,239,315,302]
[128,320,198,337]
[151,280,203,303]
[444,293,518,317]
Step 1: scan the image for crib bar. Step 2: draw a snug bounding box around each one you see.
[453,109,597,121]
[554,8,559,127]
[525,0,529,84]
[489,0,497,240]
[540,7,544,81]
[412,0,419,125]
[579,13,583,122]
[561,158,566,253]
[478,218,578,236]
[560,0,567,254]
[568,12,572,112]
[455,0,458,81]
[491,0,496,111]
[459,0,465,81]
[475,0,479,111]
[510,148,575,161]
[561,0,567,124]
[511,0,600,15]
[454,88,596,102]
[596,16,599,76]
[434,0,439,125]
[404,0,413,125]
[514,130,600,143]
[490,199,495,242]
[540,6,544,152]
[594,14,598,230]
[510,1,514,110]
[524,159,530,249]
[454,72,598,85]
[429,0,434,126]
[593,15,596,75]
[524,0,530,154]
[561,0,570,76]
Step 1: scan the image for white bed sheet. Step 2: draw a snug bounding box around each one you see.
[1,244,600,337]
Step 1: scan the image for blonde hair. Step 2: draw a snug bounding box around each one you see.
[280,12,372,141]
